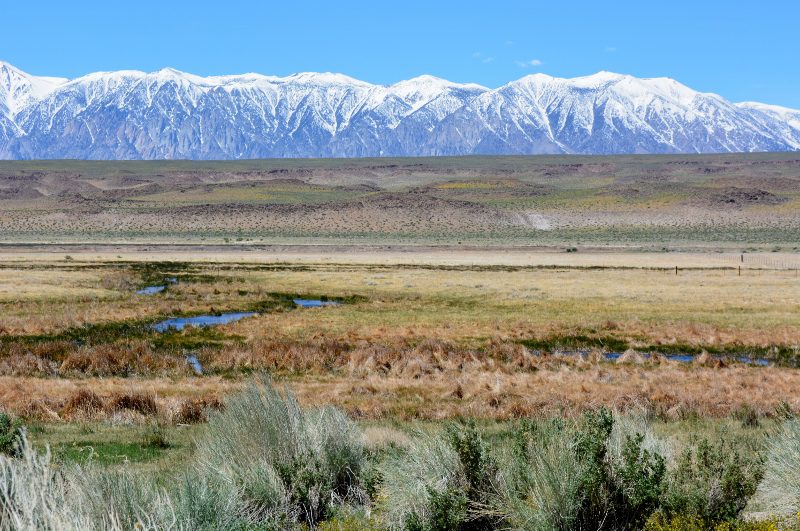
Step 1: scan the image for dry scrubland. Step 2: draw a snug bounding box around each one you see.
[0,153,799,248]
[1,155,800,528]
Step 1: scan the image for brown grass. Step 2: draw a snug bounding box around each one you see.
[107,393,158,416]
[0,376,241,423]
[1,361,798,423]
[285,364,800,421]
[58,342,188,377]
[173,397,224,424]
[61,389,104,420]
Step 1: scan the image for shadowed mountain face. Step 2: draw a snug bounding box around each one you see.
[1,62,799,160]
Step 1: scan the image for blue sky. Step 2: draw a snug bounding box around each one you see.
[4,0,799,108]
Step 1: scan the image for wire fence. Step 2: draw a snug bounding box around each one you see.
[720,253,800,271]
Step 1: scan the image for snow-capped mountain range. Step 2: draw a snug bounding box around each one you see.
[1,61,799,159]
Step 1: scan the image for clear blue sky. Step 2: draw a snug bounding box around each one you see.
[4,0,799,108]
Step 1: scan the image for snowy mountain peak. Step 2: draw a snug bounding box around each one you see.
[572,70,629,87]
[282,72,370,86]
[0,61,67,116]
[146,67,210,86]
[509,72,556,85]
[0,61,23,78]
[0,62,798,159]
[392,74,487,91]
[153,66,190,79]
[387,75,487,106]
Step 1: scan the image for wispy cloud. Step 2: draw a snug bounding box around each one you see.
[605,46,617,53]
[472,52,495,64]
[505,40,514,46]
[516,59,543,68]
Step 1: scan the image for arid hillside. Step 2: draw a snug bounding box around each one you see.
[0,154,798,248]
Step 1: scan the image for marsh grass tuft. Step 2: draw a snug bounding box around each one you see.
[61,389,104,420]
[108,393,158,416]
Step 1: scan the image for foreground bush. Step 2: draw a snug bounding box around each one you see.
[2,378,367,529]
[495,411,665,531]
[658,435,763,526]
[196,376,367,527]
[0,413,22,457]
[492,418,586,530]
[379,427,465,528]
[382,411,666,531]
[0,439,105,530]
[380,420,500,530]
[749,419,800,516]
[0,387,779,530]
[380,410,765,530]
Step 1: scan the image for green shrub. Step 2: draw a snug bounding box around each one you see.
[404,485,468,531]
[444,420,499,530]
[0,412,23,457]
[572,408,615,524]
[493,410,665,531]
[380,420,500,530]
[493,418,586,530]
[660,435,762,525]
[195,376,367,527]
[611,433,666,527]
[380,429,463,529]
[572,409,665,530]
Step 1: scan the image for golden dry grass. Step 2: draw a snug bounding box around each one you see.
[228,265,800,348]
[2,253,798,344]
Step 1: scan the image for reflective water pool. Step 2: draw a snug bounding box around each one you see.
[598,351,767,365]
[136,285,166,295]
[151,312,256,332]
[186,354,203,375]
[293,299,340,308]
